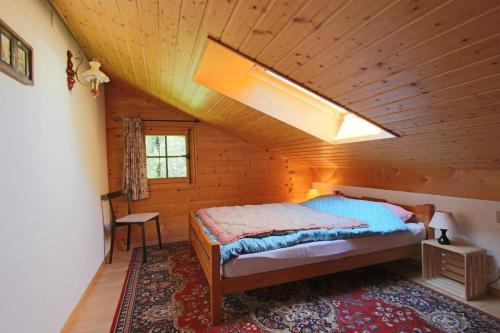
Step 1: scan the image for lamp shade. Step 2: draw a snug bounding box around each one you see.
[81,60,110,83]
[429,211,457,230]
[307,188,320,200]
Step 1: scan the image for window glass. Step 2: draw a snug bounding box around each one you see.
[145,134,189,179]
[167,157,187,177]
[167,135,186,156]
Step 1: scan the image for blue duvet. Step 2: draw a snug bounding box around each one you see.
[198,195,411,263]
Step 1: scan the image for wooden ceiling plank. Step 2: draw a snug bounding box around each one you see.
[220,0,272,49]
[207,0,239,37]
[168,0,208,101]
[276,139,500,155]
[116,0,150,89]
[350,54,500,111]
[385,102,500,131]
[177,0,215,104]
[289,0,443,83]
[239,0,306,58]
[159,0,182,97]
[95,0,139,86]
[50,0,106,64]
[137,0,161,96]
[279,149,500,160]
[360,73,500,118]
[269,131,500,153]
[336,33,500,106]
[256,0,347,65]
[396,113,500,136]
[276,0,395,74]
[375,88,500,124]
[81,0,125,79]
[321,5,500,98]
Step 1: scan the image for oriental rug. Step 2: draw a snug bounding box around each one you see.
[110,242,500,332]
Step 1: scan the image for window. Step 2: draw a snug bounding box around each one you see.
[194,39,396,144]
[144,125,196,187]
[0,19,33,85]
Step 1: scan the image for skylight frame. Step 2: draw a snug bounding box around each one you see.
[263,69,348,116]
[194,38,398,144]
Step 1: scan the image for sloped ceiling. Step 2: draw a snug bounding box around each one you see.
[50,0,500,169]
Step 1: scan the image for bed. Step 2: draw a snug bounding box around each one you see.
[188,192,435,325]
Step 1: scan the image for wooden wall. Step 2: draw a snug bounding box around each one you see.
[105,85,312,246]
[312,168,500,201]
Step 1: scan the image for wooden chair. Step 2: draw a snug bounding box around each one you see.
[104,189,162,263]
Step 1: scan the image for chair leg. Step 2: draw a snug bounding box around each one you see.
[140,223,147,263]
[155,216,163,249]
[109,222,116,264]
[126,224,131,251]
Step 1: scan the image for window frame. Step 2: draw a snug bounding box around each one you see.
[143,123,197,190]
[0,18,34,85]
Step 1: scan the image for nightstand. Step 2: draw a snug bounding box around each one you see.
[422,239,487,300]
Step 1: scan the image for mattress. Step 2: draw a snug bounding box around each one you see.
[222,223,425,278]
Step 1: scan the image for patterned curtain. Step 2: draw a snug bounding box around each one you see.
[122,118,149,200]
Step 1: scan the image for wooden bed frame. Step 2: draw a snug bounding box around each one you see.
[188,192,435,325]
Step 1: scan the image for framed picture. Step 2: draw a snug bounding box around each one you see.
[0,18,33,85]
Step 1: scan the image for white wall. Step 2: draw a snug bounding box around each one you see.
[314,183,500,286]
[0,1,109,332]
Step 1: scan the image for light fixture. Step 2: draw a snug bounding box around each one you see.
[66,50,110,97]
[307,188,320,200]
[80,59,110,97]
[429,211,457,245]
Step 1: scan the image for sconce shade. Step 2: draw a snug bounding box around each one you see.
[307,188,320,200]
[429,211,457,230]
[81,60,110,83]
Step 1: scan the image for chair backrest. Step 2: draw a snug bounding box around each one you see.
[103,189,132,223]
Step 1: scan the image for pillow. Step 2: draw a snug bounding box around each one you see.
[302,195,342,214]
[303,194,414,222]
[381,202,414,222]
[301,195,410,233]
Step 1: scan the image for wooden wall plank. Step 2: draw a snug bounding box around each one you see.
[312,167,500,201]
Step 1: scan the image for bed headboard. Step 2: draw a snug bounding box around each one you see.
[334,191,435,239]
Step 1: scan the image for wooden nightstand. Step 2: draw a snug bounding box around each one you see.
[422,239,487,300]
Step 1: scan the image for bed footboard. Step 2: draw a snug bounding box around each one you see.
[188,212,223,325]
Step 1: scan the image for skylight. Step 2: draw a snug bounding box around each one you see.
[194,39,396,144]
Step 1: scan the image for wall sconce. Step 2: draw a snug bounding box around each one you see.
[66,50,110,97]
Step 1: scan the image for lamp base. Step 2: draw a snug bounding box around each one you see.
[437,229,450,245]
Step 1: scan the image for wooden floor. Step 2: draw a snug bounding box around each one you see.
[62,251,500,332]
[62,251,133,333]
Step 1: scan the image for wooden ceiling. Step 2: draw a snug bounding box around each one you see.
[50,0,500,169]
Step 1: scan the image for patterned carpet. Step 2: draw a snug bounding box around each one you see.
[110,242,500,333]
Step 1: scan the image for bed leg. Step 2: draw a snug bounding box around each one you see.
[188,215,193,256]
[187,232,193,256]
[210,241,222,325]
[210,282,222,325]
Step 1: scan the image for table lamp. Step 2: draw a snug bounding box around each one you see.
[429,211,457,245]
[307,188,320,200]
